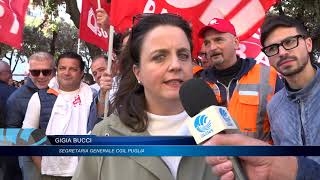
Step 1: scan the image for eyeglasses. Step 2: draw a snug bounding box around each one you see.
[262,35,306,57]
[29,69,53,77]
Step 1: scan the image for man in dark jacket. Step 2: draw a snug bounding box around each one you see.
[0,61,16,124]
[198,18,283,142]
[6,77,39,127]
[5,52,55,180]
[6,52,54,127]
[0,61,19,180]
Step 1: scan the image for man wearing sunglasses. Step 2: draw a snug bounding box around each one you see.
[22,52,100,179]
[6,52,55,128]
[5,52,54,180]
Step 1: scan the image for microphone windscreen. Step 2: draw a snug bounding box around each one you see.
[180,79,248,180]
[179,78,218,117]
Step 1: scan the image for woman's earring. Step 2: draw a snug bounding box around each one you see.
[138,80,141,84]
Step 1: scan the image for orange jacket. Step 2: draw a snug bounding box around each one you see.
[192,65,203,76]
[205,63,279,142]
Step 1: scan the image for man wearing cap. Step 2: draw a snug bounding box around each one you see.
[198,18,283,142]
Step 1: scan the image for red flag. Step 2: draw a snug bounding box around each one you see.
[79,0,110,51]
[237,28,270,66]
[109,0,146,33]
[0,0,29,49]
[109,0,278,56]
[109,0,212,56]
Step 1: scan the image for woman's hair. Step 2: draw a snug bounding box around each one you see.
[120,29,131,47]
[111,13,193,132]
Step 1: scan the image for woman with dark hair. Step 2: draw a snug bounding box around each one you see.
[72,13,217,180]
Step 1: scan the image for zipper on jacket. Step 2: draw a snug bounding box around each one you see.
[216,78,237,104]
[298,99,306,145]
[216,80,229,104]
[227,79,238,103]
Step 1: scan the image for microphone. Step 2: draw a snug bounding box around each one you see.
[179,78,248,180]
[179,78,239,143]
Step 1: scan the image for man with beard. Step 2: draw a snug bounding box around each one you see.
[198,18,283,142]
[206,15,320,180]
[261,15,320,163]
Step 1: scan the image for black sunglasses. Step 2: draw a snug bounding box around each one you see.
[29,69,53,77]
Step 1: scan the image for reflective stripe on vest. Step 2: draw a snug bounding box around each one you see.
[206,64,277,142]
[257,65,271,141]
[235,65,273,141]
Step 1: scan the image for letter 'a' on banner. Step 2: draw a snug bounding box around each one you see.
[79,0,110,51]
[0,0,29,49]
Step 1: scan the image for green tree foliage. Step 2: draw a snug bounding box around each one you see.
[0,0,92,73]
[0,45,27,73]
[33,0,103,58]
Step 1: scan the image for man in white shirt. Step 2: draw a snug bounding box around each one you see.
[23,52,102,180]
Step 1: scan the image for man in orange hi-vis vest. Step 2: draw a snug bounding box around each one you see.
[198,18,283,142]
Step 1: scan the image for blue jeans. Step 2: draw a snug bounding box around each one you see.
[18,156,41,180]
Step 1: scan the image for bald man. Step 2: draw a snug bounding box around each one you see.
[0,61,16,120]
[0,61,20,180]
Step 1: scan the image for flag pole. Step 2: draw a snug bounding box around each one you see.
[104,25,114,119]
[77,38,81,54]
[97,0,113,118]
[97,0,101,9]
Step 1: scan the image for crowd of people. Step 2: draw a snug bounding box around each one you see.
[0,7,319,180]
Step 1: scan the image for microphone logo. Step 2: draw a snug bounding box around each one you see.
[219,107,234,126]
[194,115,213,137]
